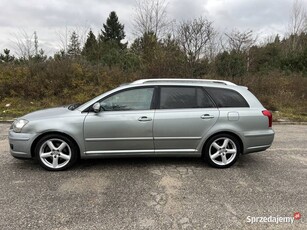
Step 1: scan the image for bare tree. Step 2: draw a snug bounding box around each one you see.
[288,0,306,35]
[223,29,257,72]
[56,26,69,53]
[12,30,47,61]
[12,30,36,59]
[285,0,307,52]
[177,17,215,63]
[133,0,171,38]
[10,30,47,60]
[206,31,220,61]
[224,29,256,53]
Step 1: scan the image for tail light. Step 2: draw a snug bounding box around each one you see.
[262,110,272,127]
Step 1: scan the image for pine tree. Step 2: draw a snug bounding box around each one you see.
[131,32,159,62]
[67,31,81,57]
[0,49,15,62]
[100,11,126,49]
[82,29,97,60]
[274,34,280,43]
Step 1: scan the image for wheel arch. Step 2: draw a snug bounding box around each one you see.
[31,131,81,158]
[201,131,244,157]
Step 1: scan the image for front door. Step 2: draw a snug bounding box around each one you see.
[84,87,155,155]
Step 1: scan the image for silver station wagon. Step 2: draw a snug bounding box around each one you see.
[9,79,274,171]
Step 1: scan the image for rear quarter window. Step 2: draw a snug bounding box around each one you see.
[205,87,249,108]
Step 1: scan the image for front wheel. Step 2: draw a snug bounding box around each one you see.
[204,134,240,168]
[35,134,78,171]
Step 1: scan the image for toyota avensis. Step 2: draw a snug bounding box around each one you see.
[9,79,274,171]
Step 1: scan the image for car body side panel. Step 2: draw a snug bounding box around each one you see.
[83,110,155,155]
[153,108,219,155]
[195,108,274,155]
[18,114,86,157]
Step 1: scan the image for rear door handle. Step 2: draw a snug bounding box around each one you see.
[138,116,152,122]
[201,114,214,119]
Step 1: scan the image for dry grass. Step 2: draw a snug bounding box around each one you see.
[0,64,306,121]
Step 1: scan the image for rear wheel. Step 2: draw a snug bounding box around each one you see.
[35,134,78,171]
[204,134,240,168]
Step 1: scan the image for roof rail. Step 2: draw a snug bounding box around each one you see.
[132,78,237,86]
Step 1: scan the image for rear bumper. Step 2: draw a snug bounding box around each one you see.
[8,130,36,159]
[242,129,275,154]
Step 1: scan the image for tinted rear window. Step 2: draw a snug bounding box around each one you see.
[205,87,249,108]
[160,86,215,109]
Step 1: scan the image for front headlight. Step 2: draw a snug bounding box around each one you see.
[12,119,29,133]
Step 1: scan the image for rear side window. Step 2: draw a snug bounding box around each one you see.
[205,87,249,108]
[159,86,215,109]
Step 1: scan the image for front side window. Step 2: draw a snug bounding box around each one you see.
[100,87,154,111]
[159,86,215,109]
[205,87,249,108]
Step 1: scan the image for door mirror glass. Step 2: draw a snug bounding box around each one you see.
[92,103,101,113]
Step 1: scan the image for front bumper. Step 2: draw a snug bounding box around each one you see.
[8,130,37,159]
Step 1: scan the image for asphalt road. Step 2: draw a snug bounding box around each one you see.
[0,124,306,230]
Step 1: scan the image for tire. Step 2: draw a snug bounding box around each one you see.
[204,134,240,168]
[35,134,78,171]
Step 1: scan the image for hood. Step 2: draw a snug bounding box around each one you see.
[22,106,71,120]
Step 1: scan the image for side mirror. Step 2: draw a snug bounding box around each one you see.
[92,103,101,113]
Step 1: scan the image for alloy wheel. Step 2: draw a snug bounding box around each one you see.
[209,137,237,166]
[39,138,72,169]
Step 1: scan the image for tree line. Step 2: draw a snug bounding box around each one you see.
[0,0,306,119]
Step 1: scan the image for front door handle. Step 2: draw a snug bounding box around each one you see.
[138,116,152,122]
[201,114,215,119]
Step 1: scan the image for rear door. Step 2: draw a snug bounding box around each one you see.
[153,86,219,155]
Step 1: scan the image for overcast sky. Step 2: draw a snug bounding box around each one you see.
[0,0,305,56]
